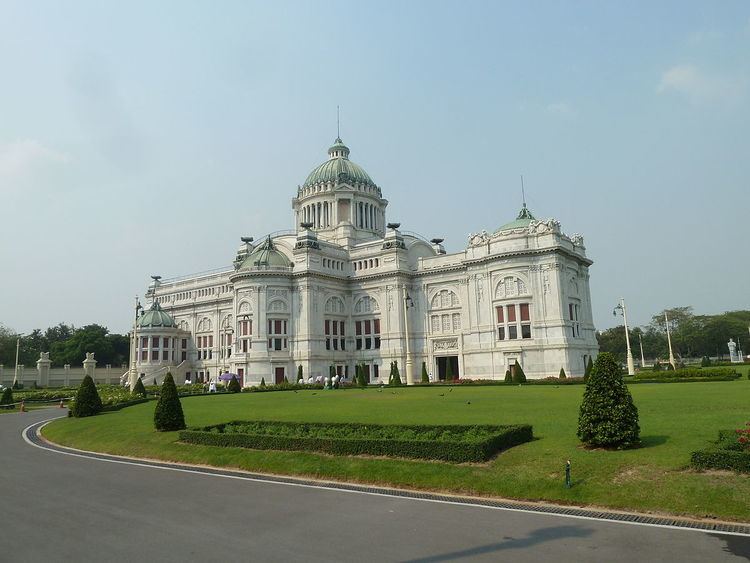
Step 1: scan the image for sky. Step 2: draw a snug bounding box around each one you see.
[1,1,748,335]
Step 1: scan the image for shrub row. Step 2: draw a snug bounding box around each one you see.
[241,382,327,393]
[179,421,533,463]
[690,429,750,473]
[634,367,739,380]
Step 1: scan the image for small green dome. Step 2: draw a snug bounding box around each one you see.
[137,301,176,328]
[240,237,292,269]
[303,138,376,188]
[496,204,536,232]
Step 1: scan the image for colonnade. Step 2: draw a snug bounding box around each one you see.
[300,200,382,231]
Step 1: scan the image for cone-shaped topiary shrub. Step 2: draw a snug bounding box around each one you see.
[504,369,512,383]
[227,375,241,393]
[577,352,640,448]
[390,361,402,386]
[357,364,367,387]
[446,359,454,382]
[512,363,526,384]
[154,373,186,431]
[132,377,147,398]
[260,377,266,387]
[421,362,429,383]
[0,387,13,409]
[71,375,103,418]
[559,367,567,379]
[297,364,303,381]
[584,356,594,382]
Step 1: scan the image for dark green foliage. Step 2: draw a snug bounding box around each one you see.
[260,377,266,387]
[297,364,303,381]
[634,367,738,380]
[12,381,22,390]
[0,387,13,409]
[512,363,526,384]
[665,363,675,371]
[584,357,594,382]
[180,421,533,463]
[691,430,750,473]
[283,376,289,383]
[504,369,512,383]
[390,361,402,386]
[70,375,103,418]
[559,367,567,379]
[446,359,454,382]
[153,373,186,431]
[652,361,663,372]
[421,362,429,383]
[132,378,147,398]
[357,364,367,387]
[577,352,640,448]
[227,375,241,393]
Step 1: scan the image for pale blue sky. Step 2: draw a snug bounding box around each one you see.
[1,1,748,334]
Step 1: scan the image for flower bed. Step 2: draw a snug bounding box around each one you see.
[690,423,750,473]
[179,421,533,463]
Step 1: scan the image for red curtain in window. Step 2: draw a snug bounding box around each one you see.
[520,303,530,322]
[507,305,516,322]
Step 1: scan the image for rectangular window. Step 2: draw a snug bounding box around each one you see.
[242,340,249,353]
[365,337,372,349]
[341,338,346,351]
[520,303,530,322]
[373,319,380,334]
[237,368,244,377]
[181,338,187,349]
[340,321,345,336]
[326,338,331,350]
[152,336,159,348]
[324,320,330,335]
[521,324,532,339]
[162,350,169,361]
[498,326,505,340]
[373,364,379,379]
[151,350,159,361]
[333,339,338,350]
[141,337,148,349]
[356,338,362,350]
[275,320,282,334]
[569,303,575,320]
[507,305,516,323]
[374,337,381,349]
[208,335,213,347]
[508,325,518,340]
[332,321,338,336]
[181,351,187,361]
[496,306,504,323]
[141,350,147,361]
[364,320,371,335]
[355,321,361,336]
[163,337,169,348]
[226,334,232,346]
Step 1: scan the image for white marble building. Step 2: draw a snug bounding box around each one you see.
[129,137,598,386]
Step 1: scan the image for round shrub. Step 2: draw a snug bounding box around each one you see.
[577,352,640,448]
[154,373,186,431]
[1,387,13,409]
[132,377,147,398]
[227,375,241,393]
[71,375,103,418]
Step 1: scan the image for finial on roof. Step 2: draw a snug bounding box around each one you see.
[337,105,340,139]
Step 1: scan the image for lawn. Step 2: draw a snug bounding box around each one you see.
[42,373,750,522]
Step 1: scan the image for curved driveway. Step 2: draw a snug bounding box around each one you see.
[3,409,749,562]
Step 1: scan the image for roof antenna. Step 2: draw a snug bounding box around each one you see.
[337,105,340,139]
[521,175,527,208]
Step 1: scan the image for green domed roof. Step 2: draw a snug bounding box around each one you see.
[303,138,376,188]
[137,301,176,328]
[239,237,292,269]
[495,204,536,233]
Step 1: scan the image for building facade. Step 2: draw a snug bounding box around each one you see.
[129,137,598,386]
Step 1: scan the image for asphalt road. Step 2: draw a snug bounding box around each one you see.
[3,409,749,562]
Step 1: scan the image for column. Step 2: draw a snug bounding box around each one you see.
[36,352,51,387]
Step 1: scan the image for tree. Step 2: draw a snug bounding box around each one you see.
[577,352,640,448]
[559,367,567,379]
[132,378,147,398]
[390,361,402,386]
[297,364,303,382]
[154,373,186,431]
[227,375,241,393]
[70,375,103,418]
[504,369,512,383]
[584,357,594,382]
[512,362,526,384]
[421,362,429,383]
[0,387,13,409]
[260,377,266,387]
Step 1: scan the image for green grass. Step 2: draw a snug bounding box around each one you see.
[43,373,750,521]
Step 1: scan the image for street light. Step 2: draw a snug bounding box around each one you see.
[403,290,415,385]
[12,334,23,389]
[613,298,635,375]
[664,311,676,370]
[129,297,143,390]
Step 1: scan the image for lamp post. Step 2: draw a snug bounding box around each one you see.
[639,334,646,368]
[403,289,415,385]
[12,336,21,388]
[613,298,635,376]
[129,297,142,390]
[664,311,676,370]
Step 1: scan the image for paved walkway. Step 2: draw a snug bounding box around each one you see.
[4,409,750,562]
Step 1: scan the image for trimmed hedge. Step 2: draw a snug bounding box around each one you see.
[179,420,533,463]
[154,373,186,431]
[1,387,13,409]
[634,367,739,380]
[691,431,750,473]
[70,375,103,418]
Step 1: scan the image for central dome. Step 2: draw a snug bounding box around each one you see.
[303,138,376,188]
